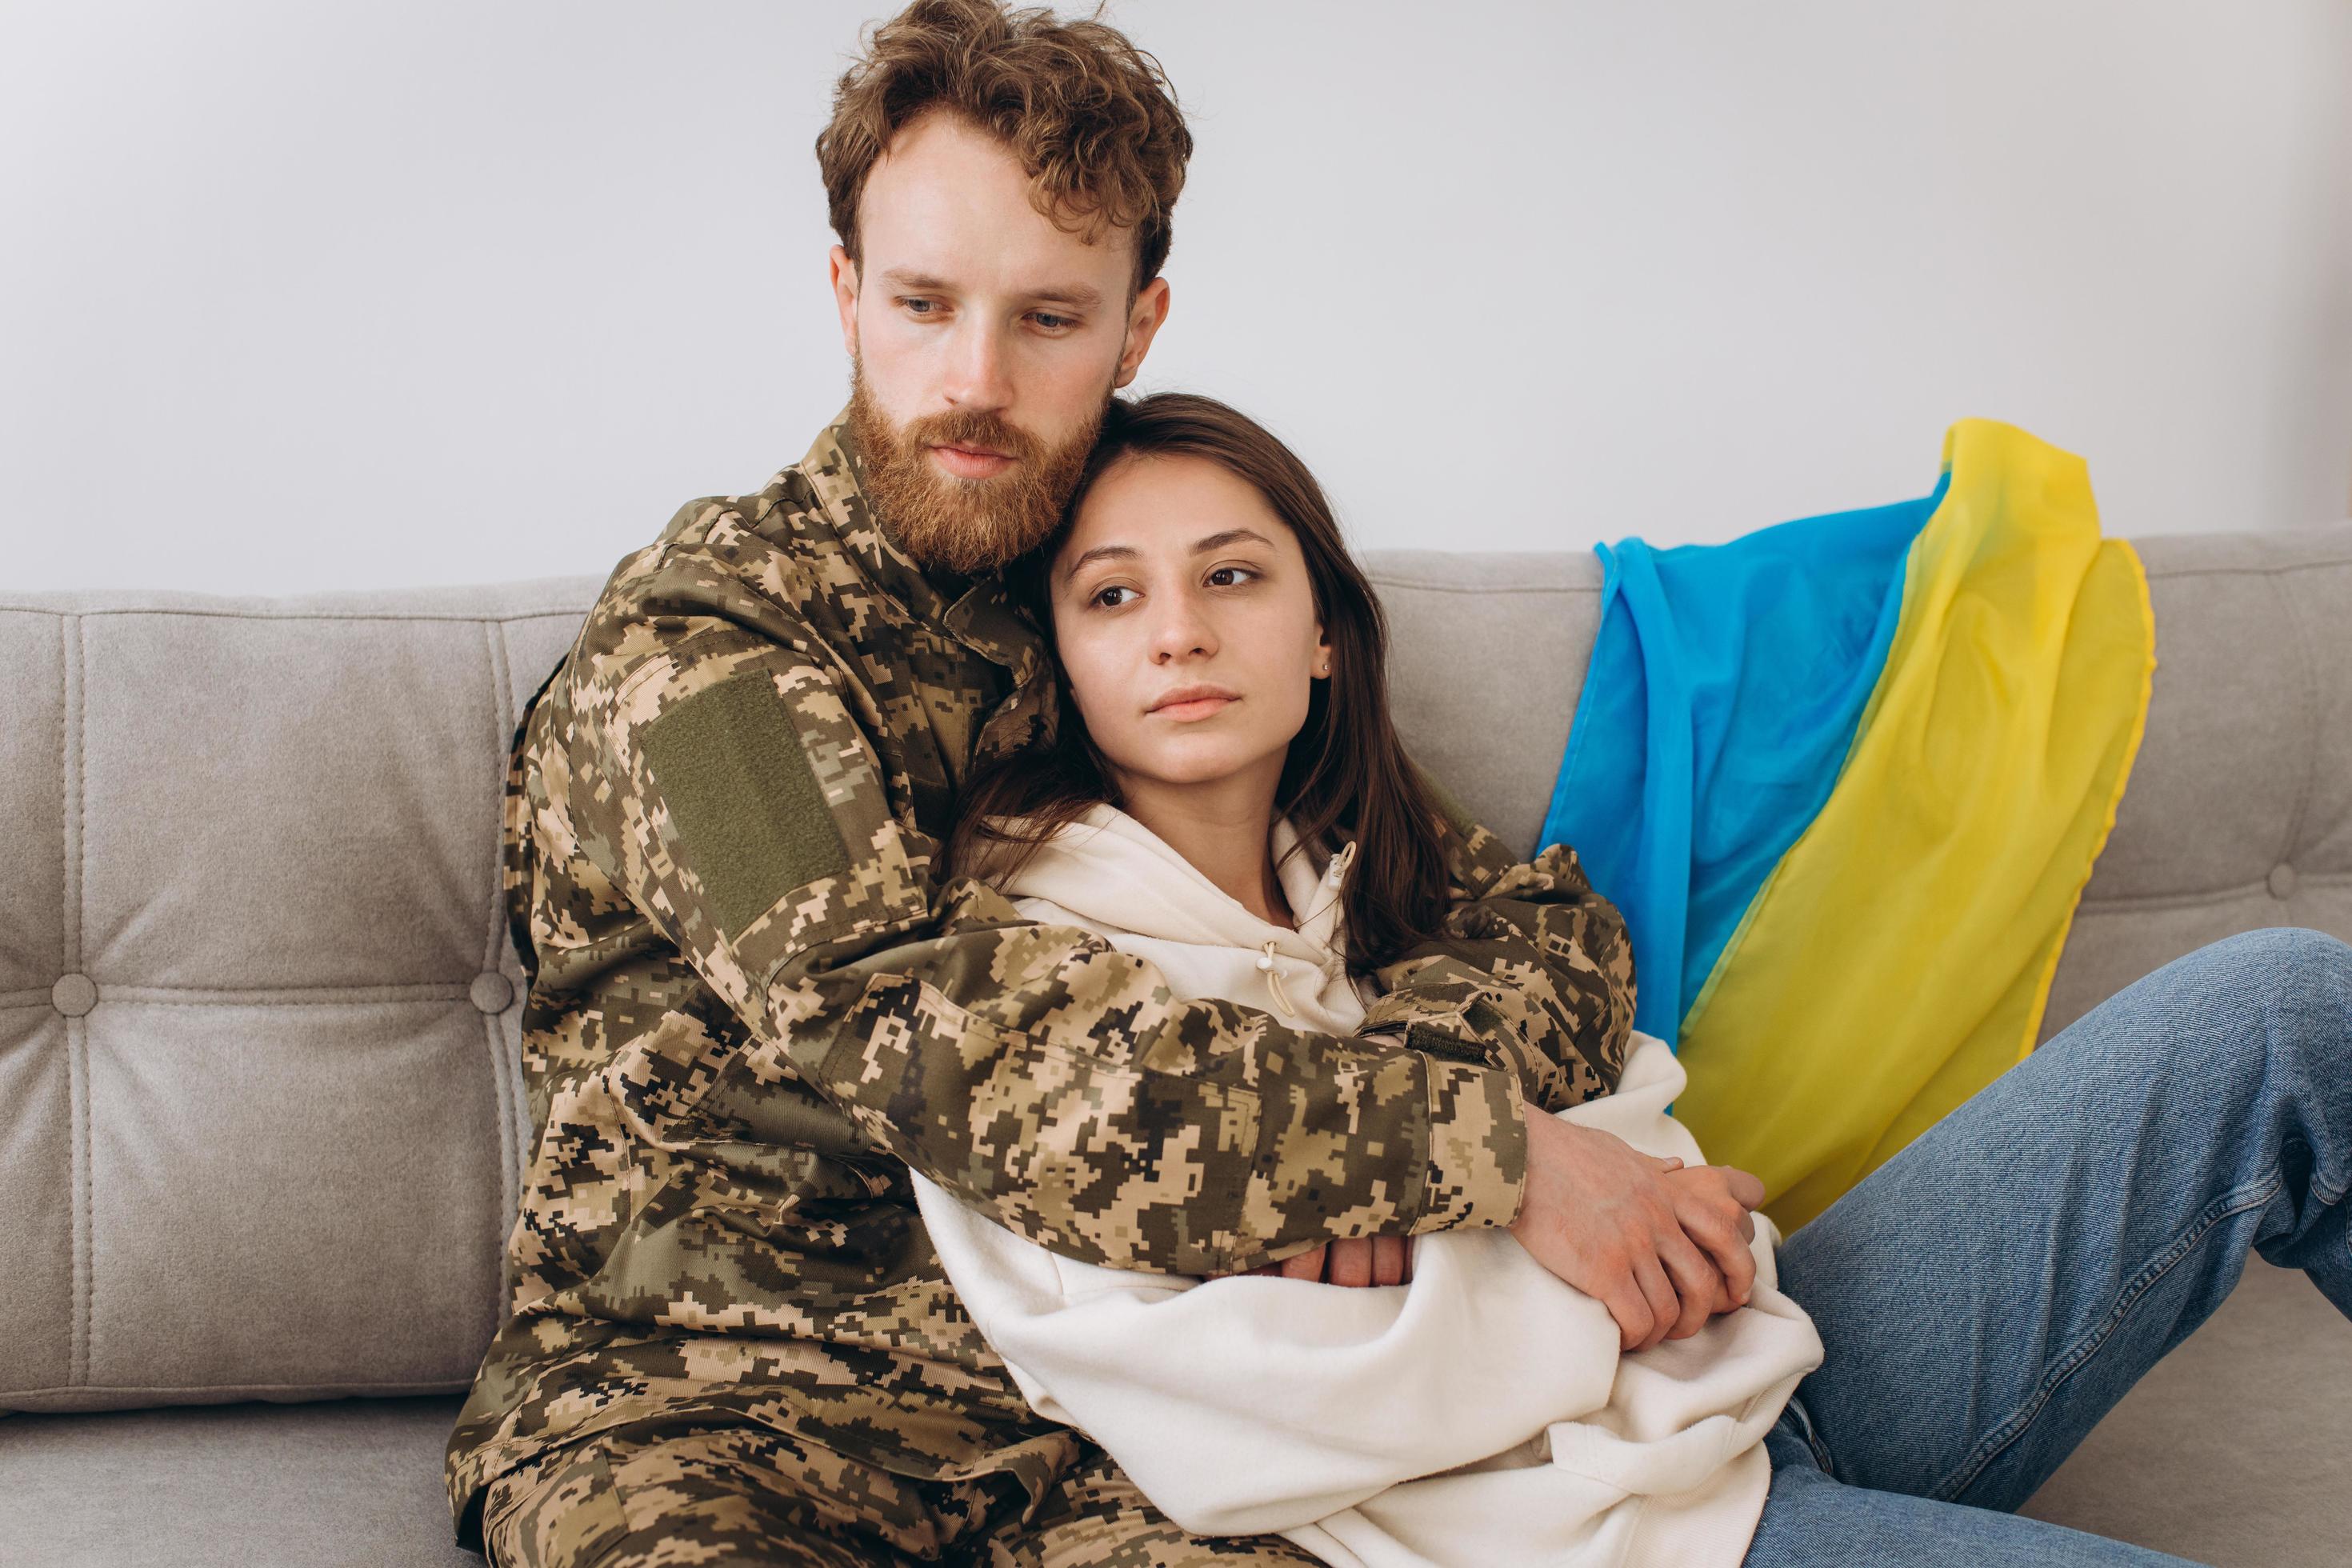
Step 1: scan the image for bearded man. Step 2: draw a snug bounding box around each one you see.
[444,2,1652,1563]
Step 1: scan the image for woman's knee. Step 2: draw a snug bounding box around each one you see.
[2206,925,2352,1008]
[2070,926,2350,1101]
[2206,924,2352,966]
[2184,926,2352,1078]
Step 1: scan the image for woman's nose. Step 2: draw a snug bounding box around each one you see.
[1150,594,1216,662]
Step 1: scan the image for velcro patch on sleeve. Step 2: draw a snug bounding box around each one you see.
[638,670,854,938]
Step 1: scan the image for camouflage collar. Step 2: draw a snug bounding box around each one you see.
[798,414,965,631]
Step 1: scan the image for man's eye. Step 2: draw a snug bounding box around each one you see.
[1031,312,1074,331]
[1206,566,1258,587]
[901,298,938,317]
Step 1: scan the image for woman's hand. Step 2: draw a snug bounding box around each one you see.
[1212,1236,1414,1286]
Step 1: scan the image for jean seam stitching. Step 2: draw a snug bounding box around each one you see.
[2309,1158,2346,1209]
[1798,1402,1836,1476]
[1925,1170,2282,1504]
[1777,1390,1838,1476]
[2308,1145,2352,1280]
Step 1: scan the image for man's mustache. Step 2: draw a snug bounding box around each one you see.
[899,408,1043,468]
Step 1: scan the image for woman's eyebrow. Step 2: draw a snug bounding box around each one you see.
[1188,528,1274,555]
[1059,542,1137,579]
[1060,529,1275,581]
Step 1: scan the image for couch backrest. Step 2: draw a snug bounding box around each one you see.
[3,524,2347,1413]
[0,580,588,1413]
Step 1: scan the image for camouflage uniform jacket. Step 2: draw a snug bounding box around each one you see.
[443,412,1638,1546]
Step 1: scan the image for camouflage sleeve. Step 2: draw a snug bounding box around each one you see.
[568,621,1529,1277]
[1360,810,1639,1117]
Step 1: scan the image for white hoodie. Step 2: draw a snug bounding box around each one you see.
[910,804,1823,1568]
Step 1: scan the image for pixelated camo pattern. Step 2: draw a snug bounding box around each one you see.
[444,410,1637,1552]
[482,1424,1327,1566]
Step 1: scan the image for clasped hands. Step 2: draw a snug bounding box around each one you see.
[1214,1113,1766,1355]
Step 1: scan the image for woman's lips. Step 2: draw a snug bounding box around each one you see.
[1152,696,1237,722]
[930,444,1014,480]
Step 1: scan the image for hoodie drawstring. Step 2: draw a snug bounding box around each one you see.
[1257,939,1297,1018]
[1260,840,1355,1018]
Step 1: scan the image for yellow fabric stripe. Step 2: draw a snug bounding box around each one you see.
[2013,536,2155,1070]
[1668,420,2157,1230]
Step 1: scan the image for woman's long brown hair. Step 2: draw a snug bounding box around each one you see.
[945,393,1462,974]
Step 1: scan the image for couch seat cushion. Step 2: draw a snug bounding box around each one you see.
[0,1394,474,1566]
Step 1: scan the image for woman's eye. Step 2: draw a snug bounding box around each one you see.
[1092,585,1137,608]
[1206,566,1258,587]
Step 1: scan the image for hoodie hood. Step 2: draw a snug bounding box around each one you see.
[990,803,1366,1025]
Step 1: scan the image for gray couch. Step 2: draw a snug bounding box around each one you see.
[4,524,2349,1566]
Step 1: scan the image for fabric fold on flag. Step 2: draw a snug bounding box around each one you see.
[1540,420,2155,1227]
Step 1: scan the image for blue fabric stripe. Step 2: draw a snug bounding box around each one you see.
[1537,473,1949,1045]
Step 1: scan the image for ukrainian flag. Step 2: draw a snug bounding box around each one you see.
[1538,421,2154,1229]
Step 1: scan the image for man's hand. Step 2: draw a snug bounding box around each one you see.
[1212,1236,1414,1287]
[1508,1111,1758,1353]
[1203,1139,1763,1332]
[1662,1162,1765,1320]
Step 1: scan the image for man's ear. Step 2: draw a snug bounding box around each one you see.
[830,245,861,358]
[1113,275,1172,390]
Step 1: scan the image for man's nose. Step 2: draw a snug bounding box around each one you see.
[941,319,1014,413]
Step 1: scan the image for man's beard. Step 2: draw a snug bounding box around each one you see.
[847,362,1108,576]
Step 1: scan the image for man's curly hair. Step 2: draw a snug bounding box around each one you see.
[816,0,1193,291]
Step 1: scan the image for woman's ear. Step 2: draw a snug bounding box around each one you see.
[1312,625,1333,680]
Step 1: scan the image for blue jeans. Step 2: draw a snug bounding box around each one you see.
[1737,926,2352,1565]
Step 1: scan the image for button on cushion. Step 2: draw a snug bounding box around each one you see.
[470,972,515,1014]
[50,974,97,1018]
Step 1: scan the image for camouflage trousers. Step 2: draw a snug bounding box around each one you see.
[479,1423,1323,1568]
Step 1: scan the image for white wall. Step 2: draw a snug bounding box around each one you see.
[3,0,2346,595]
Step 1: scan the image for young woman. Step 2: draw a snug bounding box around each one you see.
[918,393,2352,1567]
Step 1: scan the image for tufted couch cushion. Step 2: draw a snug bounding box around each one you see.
[0,579,593,1410]
[0,525,2346,1422]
